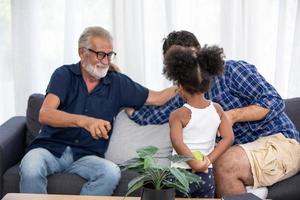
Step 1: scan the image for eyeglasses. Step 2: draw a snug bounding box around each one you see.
[85,48,116,61]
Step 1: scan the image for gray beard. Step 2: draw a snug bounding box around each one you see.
[83,62,109,80]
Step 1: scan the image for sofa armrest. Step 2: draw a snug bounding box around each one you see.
[284,98,300,131]
[0,116,27,174]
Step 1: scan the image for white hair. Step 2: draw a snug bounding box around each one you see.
[78,26,112,48]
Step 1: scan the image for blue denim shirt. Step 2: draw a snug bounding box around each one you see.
[130,60,300,144]
[28,62,149,160]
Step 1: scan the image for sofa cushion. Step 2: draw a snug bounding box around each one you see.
[105,111,172,166]
[284,98,300,131]
[3,163,139,196]
[3,163,85,195]
[25,93,44,146]
[267,172,300,200]
[113,171,141,196]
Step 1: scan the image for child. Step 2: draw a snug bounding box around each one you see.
[164,45,234,198]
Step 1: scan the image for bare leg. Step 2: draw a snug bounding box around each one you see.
[213,145,254,197]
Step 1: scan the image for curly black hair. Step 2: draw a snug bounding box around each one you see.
[162,30,201,55]
[163,45,224,94]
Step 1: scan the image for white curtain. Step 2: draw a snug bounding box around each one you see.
[0,0,299,124]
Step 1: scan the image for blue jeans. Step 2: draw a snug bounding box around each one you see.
[19,147,121,195]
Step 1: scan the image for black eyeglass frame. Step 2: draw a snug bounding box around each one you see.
[85,48,117,61]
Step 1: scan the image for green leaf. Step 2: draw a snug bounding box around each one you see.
[163,179,189,197]
[119,158,145,172]
[169,167,189,190]
[126,175,146,196]
[144,156,155,169]
[167,154,193,163]
[121,145,204,197]
[137,145,158,158]
[119,158,141,167]
[179,168,202,184]
[144,168,162,187]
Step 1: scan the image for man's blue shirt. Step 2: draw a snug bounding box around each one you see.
[130,60,300,144]
[28,62,149,160]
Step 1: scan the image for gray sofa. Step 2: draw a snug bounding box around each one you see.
[0,93,299,200]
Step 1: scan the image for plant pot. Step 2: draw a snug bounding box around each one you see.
[141,186,175,200]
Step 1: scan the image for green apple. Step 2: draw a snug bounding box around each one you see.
[192,151,204,161]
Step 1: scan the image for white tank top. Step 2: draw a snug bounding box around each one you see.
[172,102,221,169]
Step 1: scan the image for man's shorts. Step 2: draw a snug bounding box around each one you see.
[240,133,300,188]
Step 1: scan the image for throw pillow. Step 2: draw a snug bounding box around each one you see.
[105,111,172,166]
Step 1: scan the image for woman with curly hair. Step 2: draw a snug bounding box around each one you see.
[164,45,234,198]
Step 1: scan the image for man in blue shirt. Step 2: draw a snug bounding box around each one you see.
[127,30,300,197]
[19,26,178,195]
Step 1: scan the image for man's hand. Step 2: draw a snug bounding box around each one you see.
[125,108,135,116]
[82,117,112,140]
[109,63,121,72]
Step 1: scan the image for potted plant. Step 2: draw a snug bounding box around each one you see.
[119,145,202,200]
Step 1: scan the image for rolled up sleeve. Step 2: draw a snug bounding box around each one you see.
[228,61,284,130]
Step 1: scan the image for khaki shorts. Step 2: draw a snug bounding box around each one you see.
[240,133,300,188]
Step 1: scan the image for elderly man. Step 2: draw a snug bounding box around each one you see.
[19,26,177,195]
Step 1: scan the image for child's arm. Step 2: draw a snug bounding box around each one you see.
[169,108,210,172]
[207,103,235,164]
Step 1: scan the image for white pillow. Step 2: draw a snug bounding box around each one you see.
[105,111,172,166]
